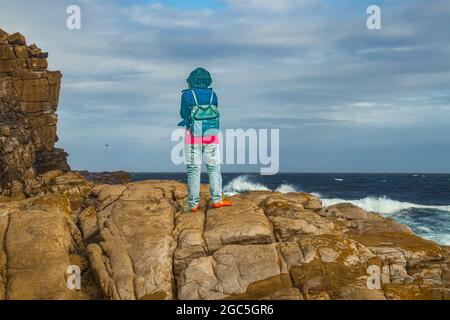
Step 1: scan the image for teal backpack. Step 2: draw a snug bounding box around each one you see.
[189,89,220,136]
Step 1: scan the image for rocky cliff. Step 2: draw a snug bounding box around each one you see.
[0,29,449,300]
[0,173,449,300]
[0,28,70,200]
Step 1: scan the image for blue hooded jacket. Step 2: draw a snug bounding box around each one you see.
[178,68,219,131]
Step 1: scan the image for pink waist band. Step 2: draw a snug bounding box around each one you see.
[185,130,219,144]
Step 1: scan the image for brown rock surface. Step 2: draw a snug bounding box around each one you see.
[204,196,275,252]
[178,243,291,300]
[86,180,184,300]
[0,176,449,300]
[0,194,80,299]
[84,181,450,300]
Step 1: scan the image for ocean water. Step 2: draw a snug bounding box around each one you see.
[130,172,450,245]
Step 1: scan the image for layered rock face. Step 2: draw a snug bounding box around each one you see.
[0,28,69,199]
[1,174,448,300]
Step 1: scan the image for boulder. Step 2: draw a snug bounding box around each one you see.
[286,235,375,299]
[0,195,76,299]
[260,193,334,241]
[0,29,8,43]
[204,196,275,252]
[87,181,183,300]
[178,243,292,300]
[324,203,369,220]
[173,210,207,277]
[7,32,26,45]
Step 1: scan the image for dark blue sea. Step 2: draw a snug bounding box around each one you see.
[130,173,450,245]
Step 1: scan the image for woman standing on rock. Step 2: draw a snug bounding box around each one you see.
[178,68,232,212]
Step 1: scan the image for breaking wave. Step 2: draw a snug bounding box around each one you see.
[223,175,297,196]
[223,177,450,215]
[220,175,450,245]
[321,196,450,215]
[275,183,297,193]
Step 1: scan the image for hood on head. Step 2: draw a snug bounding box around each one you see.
[187,68,212,89]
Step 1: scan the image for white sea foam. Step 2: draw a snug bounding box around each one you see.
[223,175,297,196]
[422,233,450,246]
[321,196,450,215]
[275,184,297,193]
[334,178,344,182]
[224,176,450,214]
[417,226,432,233]
[223,176,270,196]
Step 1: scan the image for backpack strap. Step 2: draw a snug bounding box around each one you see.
[191,90,199,107]
[209,90,214,105]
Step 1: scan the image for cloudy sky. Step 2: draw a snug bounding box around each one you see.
[1,0,450,173]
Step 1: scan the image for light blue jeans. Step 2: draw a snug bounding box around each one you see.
[185,143,222,208]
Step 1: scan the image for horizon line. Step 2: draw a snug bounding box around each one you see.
[85,171,450,175]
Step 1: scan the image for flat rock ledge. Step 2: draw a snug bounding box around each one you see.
[0,172,449,300]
